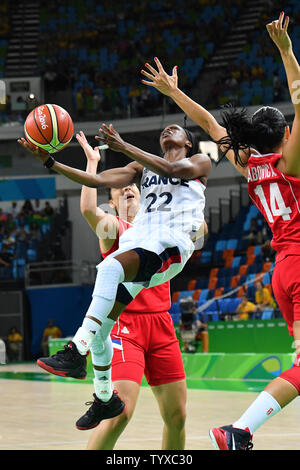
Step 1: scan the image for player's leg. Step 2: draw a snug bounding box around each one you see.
[70,248,162,355]
[144,312,187,449]
[151,380,187,450]
[85,380,140,449]
[209,261,300,450]
[196,330,209,353]
[78,324,146,440]
[36,287,135,380]
[230,267,300,431]
[36,248,149,376]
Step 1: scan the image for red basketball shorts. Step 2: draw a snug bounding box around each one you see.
[110,311,185,387]
[272,255,300,336]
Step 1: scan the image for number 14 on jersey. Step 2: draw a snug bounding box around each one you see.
[254,183,292,223]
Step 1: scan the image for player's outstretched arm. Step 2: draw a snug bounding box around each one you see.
[96,123,212,180]
[267,12,300,176]
[77,131,119,251]
[141,58,249,177]
[17,137,142,189]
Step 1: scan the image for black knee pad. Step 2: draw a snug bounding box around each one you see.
[132,248,163,282]
[115,284,134,306]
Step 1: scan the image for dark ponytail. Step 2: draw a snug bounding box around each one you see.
[183,114,200,158]
[183,127,200,158]
[216,105,287,167]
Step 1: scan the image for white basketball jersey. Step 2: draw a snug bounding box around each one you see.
[133,168,206,240]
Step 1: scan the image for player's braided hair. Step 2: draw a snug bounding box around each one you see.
[183,127,200,158]
[183,114,200,158]
[216,105,287,167]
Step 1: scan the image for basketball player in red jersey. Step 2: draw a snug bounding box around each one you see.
[72,131,188,449]
[141,12,300,450]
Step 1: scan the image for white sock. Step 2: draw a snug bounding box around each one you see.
[90,325,115,402]
[232,391,281,435]
[93,375,113,402]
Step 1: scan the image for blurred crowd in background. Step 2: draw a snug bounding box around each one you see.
[1,0,298,122]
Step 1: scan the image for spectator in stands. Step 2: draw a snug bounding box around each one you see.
[7,326,22,362]
[75,88,85,119]
[29,221,41,241]
[33,199,41,215]
[44,68,58,93]
[0,208,7,223]
[11,201,18,218]
[21,200,33,217]
[179,299,209,353]
[194,308,209,353]
[254,281,276,317]
[15,224,29,243]
[251,63,264,79]
[2,229,15,248]
[234,294,256,321]
[41,319,62,356]
[0,243,13,267]
[261,240,276,262]
[243,217,261,245]
[4,213,17,234]
[43,201,54,217]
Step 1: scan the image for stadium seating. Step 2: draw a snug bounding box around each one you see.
[213,1,300,108]
[36,0,243,119]
[0,199,69,281]
[170,201,278,325]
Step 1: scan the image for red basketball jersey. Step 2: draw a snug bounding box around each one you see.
[100,217,171,313]
[248,153,300,261]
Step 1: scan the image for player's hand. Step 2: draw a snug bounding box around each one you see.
[266,12,292,54]
[76,131,101,163]
[95,124,126,153]
[17,138,49,164]
[141,57,178,96]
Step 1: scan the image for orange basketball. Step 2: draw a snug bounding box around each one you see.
[24,104,74,154]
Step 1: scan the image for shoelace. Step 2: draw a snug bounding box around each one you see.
[52,344,75,361]
[84,390,119,408]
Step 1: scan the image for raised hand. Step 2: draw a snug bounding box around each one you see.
[266,12,292,54]
[17,137,49,164]
[95,123,126,153]
[76,131,101,163]
[141,57,178,96]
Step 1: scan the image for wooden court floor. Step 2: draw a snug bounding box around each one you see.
[1,363,300,451]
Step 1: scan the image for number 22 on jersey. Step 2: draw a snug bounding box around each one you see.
[254,182,292,223]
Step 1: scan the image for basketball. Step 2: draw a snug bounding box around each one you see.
[24,104,74,154]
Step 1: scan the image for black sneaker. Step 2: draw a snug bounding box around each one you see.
[209,425,253,450]
[76,391,125,430]
[37,341,87,379]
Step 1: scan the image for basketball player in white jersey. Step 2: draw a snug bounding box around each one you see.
[18,123,211,424]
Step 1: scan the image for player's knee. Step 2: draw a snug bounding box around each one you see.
[163,405,186,431]
[93,257,125,299]
[110,400,135,430]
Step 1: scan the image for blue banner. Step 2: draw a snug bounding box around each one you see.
[0,177,56,201]
[26,285,93,357]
